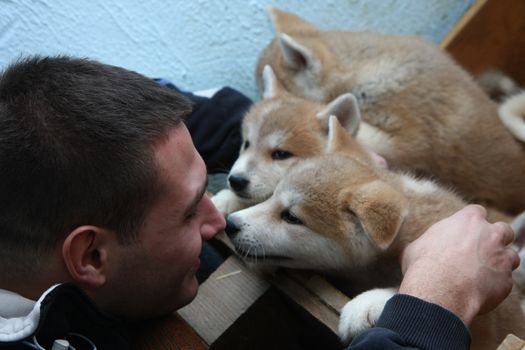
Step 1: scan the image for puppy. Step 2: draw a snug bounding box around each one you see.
[212,68,386,216]
[225,117,524,349]
[254,7,525,215]
[475,70,525,143]
[476,69,522,103]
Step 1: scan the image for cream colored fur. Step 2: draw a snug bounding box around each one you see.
[499,91,525,142]
[226,117,525,350]
[254,7,525,215]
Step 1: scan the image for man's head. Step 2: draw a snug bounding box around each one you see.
[0,56,225,319]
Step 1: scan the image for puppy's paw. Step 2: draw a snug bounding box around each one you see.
[338,287,397,345]
[211,189,244,216]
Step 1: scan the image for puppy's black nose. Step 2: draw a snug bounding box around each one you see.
[229,175,249,192]
[224,216,240,238]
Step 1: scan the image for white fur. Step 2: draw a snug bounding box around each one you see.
[266,130,286,149]
[261,99,285,114]
[356,122,392,156]
[338,287,397,345]
[229,150,251,177]
[499,92,525,142]
[211,188,257,216]
[262,65,277,99]
[227,105,291,203]
[228,192,357,271]
[401,176,438,195]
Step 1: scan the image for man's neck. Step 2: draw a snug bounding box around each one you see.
[0,255,72,301]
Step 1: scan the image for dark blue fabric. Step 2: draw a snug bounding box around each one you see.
[155,80,252,174]
[347,327,418,349]
[346,294,471,350]
[0,284,130,349]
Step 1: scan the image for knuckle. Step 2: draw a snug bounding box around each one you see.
[461,204,486,220]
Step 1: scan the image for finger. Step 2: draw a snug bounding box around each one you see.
[461,204,487,220]
[509,248,521,270]
[492,222,515,246]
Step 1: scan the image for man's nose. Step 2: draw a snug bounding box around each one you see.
[201,195,226,240]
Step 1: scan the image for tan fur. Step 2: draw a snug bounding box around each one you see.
[226,119,524,349]
[212,76,383,215]
[255,7,525,215]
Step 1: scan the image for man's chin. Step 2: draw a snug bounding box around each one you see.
[173,276,200,310]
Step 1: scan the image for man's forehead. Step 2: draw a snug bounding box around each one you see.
[154,126,205,199]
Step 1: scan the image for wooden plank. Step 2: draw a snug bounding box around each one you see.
[440,0,488,49]
[212,233,349,333]
[177,255,270,345]
[497,334,525,350]
[288,272,350,313]
[443,0,525,84]
[130,314,208,350]
[270,270,350,334]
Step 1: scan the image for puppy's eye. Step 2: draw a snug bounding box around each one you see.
[271,150,293,160]
[243,140,250,150]
[281,210,303,225]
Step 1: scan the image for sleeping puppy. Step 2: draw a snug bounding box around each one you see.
[225,116,524,349]
[254,7,525,215]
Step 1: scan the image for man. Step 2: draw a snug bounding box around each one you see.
[0,56,225,348]
[0,56,520,349]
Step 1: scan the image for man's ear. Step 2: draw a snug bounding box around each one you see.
[268,7,319,35]
[342,181,408,250]
[62,226,114,287]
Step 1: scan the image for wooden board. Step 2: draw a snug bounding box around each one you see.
[497,334,525,350]
[443,0,525,84]
[177,255,270,345]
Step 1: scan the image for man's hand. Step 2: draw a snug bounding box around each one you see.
[399,205,520,326]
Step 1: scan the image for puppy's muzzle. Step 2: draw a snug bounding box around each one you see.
[228,175,249,193]
[224,216,240,239]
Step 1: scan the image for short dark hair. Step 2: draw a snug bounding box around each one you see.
[0,56,191,275]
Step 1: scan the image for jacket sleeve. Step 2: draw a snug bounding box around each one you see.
[345,294,471,350]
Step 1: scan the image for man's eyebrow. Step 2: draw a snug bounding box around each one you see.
[186,176,208,213]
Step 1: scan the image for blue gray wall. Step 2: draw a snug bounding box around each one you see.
[1,0,473,100]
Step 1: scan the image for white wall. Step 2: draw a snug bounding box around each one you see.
[0,0,473,100]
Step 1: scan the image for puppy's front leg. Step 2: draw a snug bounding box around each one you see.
[211,188,253,216]
[338,287,397,345]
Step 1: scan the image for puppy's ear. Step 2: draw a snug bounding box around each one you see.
[342,181,408,250]
[262,65,287,99]
[326,115,389,169]
[268,7,319,34]
[318,93,361,136]
[278,33,321,73]
[326,115,351,154]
